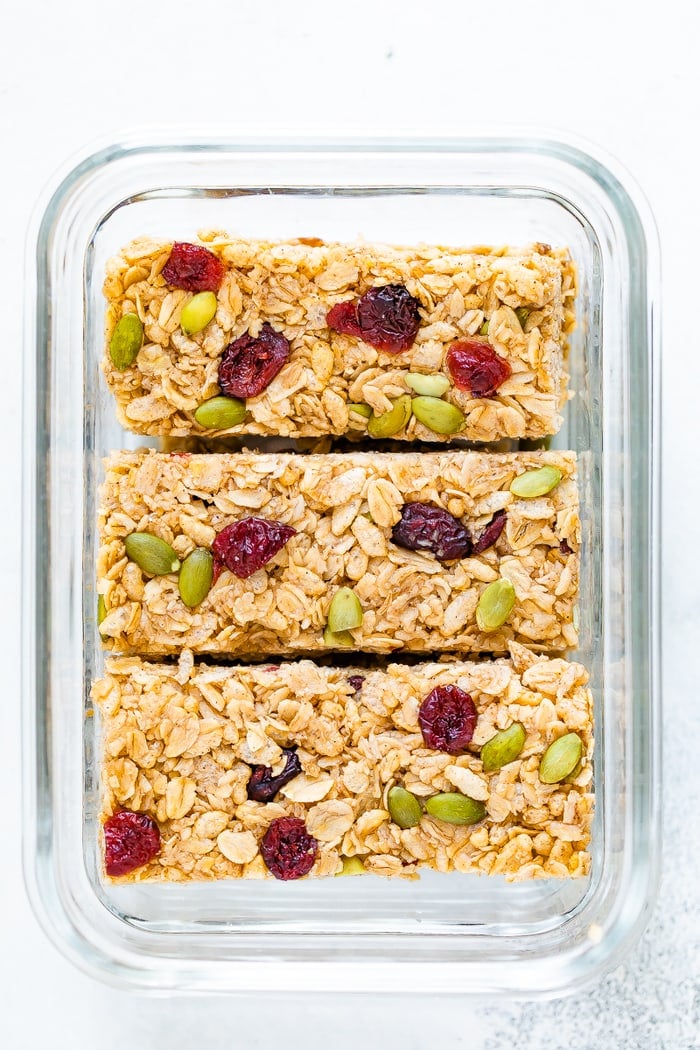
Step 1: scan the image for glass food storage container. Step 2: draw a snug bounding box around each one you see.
[22,134,660,996]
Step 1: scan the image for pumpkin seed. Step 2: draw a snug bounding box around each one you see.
[510,465,563,498]
[404,372,451,397]
[178,547,213,607]
[387,786,423,829]
[425,792,486,826]
[367,395,412,439]
[97,594,107,626]
[124,532,180,576]
[194,396,246,429]
[327,587,363,633]
[539,733,583,784]
[411,396,465,435]
[337,856,365,876]
[109,313,143,370]
[323,625,354,648]
[480,723,526,771]
[180,291,218,335]
[476,578,516,631]
[348,402,372,419]
[515,306,530,329]
[479,319,490,336]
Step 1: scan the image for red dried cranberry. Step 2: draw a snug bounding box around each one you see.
[392,502,472,561]
[247,748,303,803]
[261,816,318,881]
[161,242,224,292]
[472,510,507,555]
[446,339,512,397]
[559,538,573,555]
[327,299,360,336]
[218,323,290,399]
[212,517,296,580]
[103,810,160,876]
[347,675,365,692]
[327,283,421,353]
[418,685,478,754]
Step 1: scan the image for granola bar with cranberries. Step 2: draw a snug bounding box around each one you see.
[103,233,576,441]
[97,449,579,657]
[93,649,593,882]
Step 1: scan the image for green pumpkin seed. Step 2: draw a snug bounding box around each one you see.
[178,548,214,608]
[337,856,365,876]
[348,403,372,419]
[327,587,363,633]
[515,306,530,329]
[124,532,181,576]
[323,625,354,648]
[367,395,412,439]
[411,396,465,435]
[180,291,218,335]
[539,733,583,784]
[479,319,490,336]
[480,723,526,771]
[109,313,144,370]
[476,577,516,632]
[425,792,486,826]
[194,396,246,430]
[510,465,563,498]
[404,372,451,397]
[97,594,107,626]
[387,786,423,829]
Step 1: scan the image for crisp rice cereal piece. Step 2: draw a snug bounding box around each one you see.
[97,449,579,657]
[93,653,593,882]
[103,234,576,442]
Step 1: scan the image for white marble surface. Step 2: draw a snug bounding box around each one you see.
[2,1,698,1046]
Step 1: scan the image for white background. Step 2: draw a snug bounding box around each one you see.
[2,1,698,1046]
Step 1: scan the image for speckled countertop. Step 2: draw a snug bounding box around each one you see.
[4,2,698,1047]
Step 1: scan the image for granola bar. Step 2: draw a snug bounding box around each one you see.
[97,449,579,657]
[93,649,593,882]
[103,233,576,441]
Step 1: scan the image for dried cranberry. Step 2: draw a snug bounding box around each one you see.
[446,339,512,397]
[261,816,318,881]
[212,517,296,580]
[247,748,303,802]
[559,538,573,555]
[218,323,290,399]
[103,810,160,877]
[472,510,507,555]
[161,242,224,292]
[327,283,421,353]
[418,685,478,754]
[327,300,360,336]
[347,675,365,692]
[392,502,472,561]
